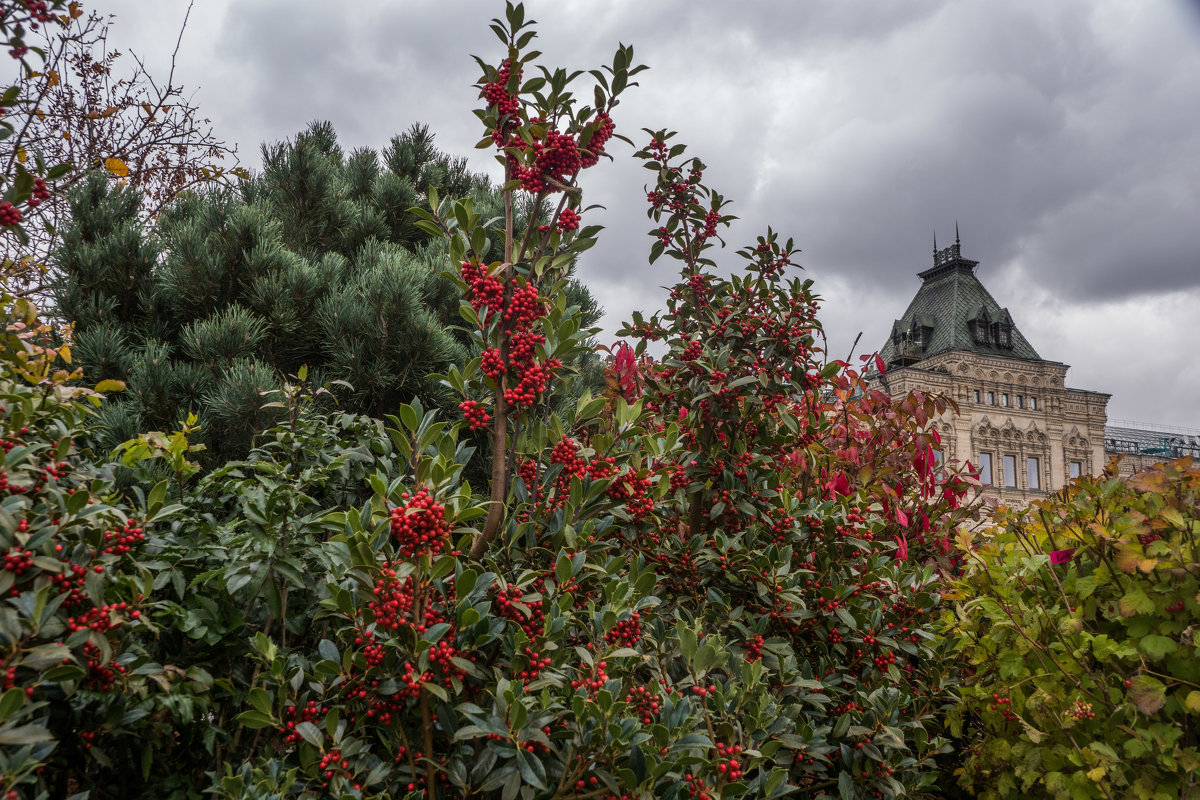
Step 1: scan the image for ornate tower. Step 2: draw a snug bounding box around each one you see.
[874,234,1110,505]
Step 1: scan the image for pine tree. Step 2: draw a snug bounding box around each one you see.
[53,122,603,462]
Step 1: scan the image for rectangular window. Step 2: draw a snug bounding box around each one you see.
[1017,395,1024,408]
[1002,393,1010,407]
[1003,455,1017,487]
[1027,457,1041,490]
[933,450,944,468]
[1030,396,1038,410]
[974,389,981,403]
[979,452,993,485]
[988,391,995,405]
[1069,461,1082,479]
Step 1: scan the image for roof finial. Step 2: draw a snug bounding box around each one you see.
[932,230,937,258]
[955,220,961,246]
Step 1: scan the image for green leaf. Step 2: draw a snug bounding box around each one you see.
[293,721,323,748]
[234,710,274,729]
[693,643,717,673]
[838,769,855,799]
[0,688,25,721]
[555,552,572,585]
[147,479,168,517]
[422,682,449,701]
[832,714,852,739]
[1185,691,1200,714]
[0,723,54,744]
[515,747,547,790]
[1139,634,1178,661]
[677,622,697,660]
[456,568,478,600]
[247,687,272,715]
[1118,588,1154,616]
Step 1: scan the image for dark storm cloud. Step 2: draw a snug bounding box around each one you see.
[96,0,1200,428]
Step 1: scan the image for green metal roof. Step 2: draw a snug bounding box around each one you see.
[878,239,1041,366]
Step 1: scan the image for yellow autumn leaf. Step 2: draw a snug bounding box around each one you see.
[15,147,26,164]
[47,69,59,88]
[94,379,126,393]
[104,157,129,177]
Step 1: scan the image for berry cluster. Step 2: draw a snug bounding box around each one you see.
[81,640,126,691]
[3,548,33,577]
[102,519,145,555]
[65,601,136,634]
[514,646,552,687]
[389,488,451,558]
[683,772,714,800]
[460,260,505,324]
[604,612,642,648]
[744,634,763,662]
[493,581,545,640]
[368,567,444,636]
[26,177,50,209]
[476,279,561,410]
[570,658,608,695]
[482,59,522,140]
[555,207,580,233]
[713,742,744,782]
[506,346,558,408]
[0,201,21,227]
[458,399,491,432]
[495,109,616,195]
[318,749,351,787]
[51,561,90,607]
[624,684,661,724]
[988,692,1018,722]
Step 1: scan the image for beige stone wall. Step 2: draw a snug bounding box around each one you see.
[872,350,1110,507]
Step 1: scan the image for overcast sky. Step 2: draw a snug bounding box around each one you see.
[95,0,1200,430]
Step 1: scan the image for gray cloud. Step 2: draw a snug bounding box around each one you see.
[95,0,1200,428]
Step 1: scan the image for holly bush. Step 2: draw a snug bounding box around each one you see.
[1,3,984,798]
[0,293,197,798]
[947,458,1200,800]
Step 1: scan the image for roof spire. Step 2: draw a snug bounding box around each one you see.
[955,220,961,246]
[932,230,937,258]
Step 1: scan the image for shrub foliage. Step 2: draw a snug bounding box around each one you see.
[0,4,1087,800]
[949,459,1200,800]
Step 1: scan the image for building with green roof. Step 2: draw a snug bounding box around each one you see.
[873,234,1110,505]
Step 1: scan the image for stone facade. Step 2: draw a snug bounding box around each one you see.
[875,350,1109,506]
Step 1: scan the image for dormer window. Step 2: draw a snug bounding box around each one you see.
[968,306,992,344]
[992,322,1012,348]
[993,309,1016,349]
